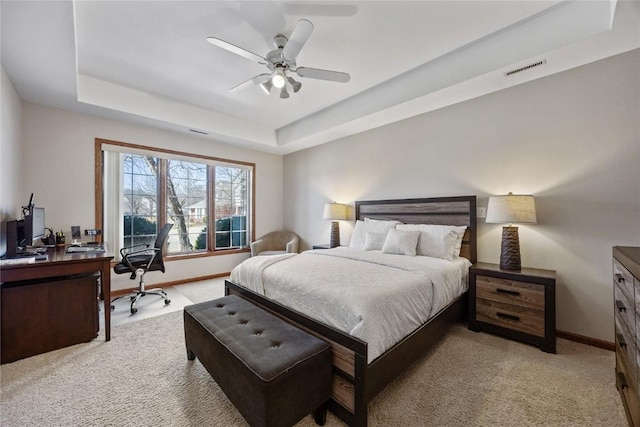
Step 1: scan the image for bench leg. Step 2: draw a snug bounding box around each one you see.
[313,402,328,426]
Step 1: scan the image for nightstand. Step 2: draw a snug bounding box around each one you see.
[468,262,556,353]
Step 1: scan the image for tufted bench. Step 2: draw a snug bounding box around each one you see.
[184,295,332,427]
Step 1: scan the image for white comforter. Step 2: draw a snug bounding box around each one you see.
[230,247,470,363]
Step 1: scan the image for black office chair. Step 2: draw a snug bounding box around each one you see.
[111,223,173,315]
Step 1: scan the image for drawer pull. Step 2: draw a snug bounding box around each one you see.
[617,333,627,349]
[496,312,520,322]
[615,273,625,283]
[496,288,521,297]
[615,300,626,312]
[617,371,628,390]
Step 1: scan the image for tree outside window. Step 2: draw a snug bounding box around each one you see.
[119,152,251,256]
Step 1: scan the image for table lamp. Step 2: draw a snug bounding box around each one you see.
[486,193,537,270]
[323,203,347,248]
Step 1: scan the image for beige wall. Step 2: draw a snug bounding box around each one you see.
[283,49,640,342]
[16,103,284,291]
[1,66,24,253]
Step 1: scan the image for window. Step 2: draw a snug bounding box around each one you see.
[97,139,254,259]
[122,154,158,248]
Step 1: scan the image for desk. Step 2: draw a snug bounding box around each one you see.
[1,246,113,363]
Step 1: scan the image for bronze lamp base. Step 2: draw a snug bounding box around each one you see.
[500,226,522,270]
[329,221,340,248]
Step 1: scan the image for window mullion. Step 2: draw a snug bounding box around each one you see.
[158,159,167,230]
[209,165,215,251]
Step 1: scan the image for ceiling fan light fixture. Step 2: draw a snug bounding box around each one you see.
[287,76,302,93]
[279,86,290,99]
[260,79,273,95]
[272,69,286,89]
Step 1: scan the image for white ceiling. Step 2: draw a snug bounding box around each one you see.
[2,1,639,154]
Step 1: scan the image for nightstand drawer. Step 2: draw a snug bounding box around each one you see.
[476,298,545,337]
[476,275,545,310]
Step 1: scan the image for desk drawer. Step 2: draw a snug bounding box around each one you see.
[476,298,544,337]
[476,275,544,311]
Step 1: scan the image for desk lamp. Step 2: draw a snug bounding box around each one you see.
[486,193,537,270]
[323,203,347,248]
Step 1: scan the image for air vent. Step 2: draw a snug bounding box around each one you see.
[505,59,547,77]
[189,129,208,135]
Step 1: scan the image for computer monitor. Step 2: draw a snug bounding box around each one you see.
[24,207,45,244]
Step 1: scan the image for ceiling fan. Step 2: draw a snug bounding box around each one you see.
[207,19,350,99]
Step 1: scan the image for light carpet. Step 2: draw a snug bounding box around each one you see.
[0,279,627,426]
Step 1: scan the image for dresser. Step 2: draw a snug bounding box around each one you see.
[613,246,640,427]
[469,262,556,353]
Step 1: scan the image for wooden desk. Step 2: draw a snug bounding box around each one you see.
[0,246,114,360]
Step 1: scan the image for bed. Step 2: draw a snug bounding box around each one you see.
[225,196,477,426]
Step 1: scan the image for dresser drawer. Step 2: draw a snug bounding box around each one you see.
[616,317,637,391]
[476,275,545,311]
[615,285,636,337]
[614,259,636,306]
[618,354,640,427]
[635,277,640,315]
[476,298,545,337]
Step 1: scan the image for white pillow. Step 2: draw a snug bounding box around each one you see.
[381,229,420,256]
[363,232,387,251]
[396,224,467,260]
[349,219,400,250]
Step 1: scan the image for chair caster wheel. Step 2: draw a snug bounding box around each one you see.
[131,307,138,315]
[110,305,115,311]
[165,299,171,305]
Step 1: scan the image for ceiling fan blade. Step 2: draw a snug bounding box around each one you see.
[229,73,271,93]
[206,37,266,65]
[282,19,314,62]
[295,67,350,83]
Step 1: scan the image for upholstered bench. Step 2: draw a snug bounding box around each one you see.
[184,295,332,427]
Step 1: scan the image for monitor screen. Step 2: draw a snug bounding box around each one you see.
[24,207,45,243]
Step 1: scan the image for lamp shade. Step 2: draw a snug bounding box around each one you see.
[323,203,347,220]
[486,193,537,224]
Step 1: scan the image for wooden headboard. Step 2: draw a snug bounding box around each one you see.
[355,196,477,263]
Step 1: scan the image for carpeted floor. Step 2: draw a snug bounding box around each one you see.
[0,278,628,426]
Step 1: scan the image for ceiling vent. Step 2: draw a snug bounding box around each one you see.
[505,59,547,77]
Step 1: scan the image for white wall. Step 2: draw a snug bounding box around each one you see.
[283,49,640,342]
[1,66,24,255]
[19,103,284,291]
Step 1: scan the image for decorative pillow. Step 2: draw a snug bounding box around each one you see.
[349,219,400,250]
[381,229,420,256]
[363,232,387,251]
[396,224,467,260]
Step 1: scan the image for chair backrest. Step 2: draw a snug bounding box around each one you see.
[152,223,173,272]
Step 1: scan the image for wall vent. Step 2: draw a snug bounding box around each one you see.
[189,129,208,135]
[505,59,547,77]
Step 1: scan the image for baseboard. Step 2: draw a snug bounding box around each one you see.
[110,272,230,297]
[557,329,615,351]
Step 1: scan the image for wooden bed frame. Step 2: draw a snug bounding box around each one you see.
[225,196,477,426]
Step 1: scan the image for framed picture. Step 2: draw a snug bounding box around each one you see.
[71,226,81,240]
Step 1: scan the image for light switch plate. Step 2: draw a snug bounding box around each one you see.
[477,207,487,219]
